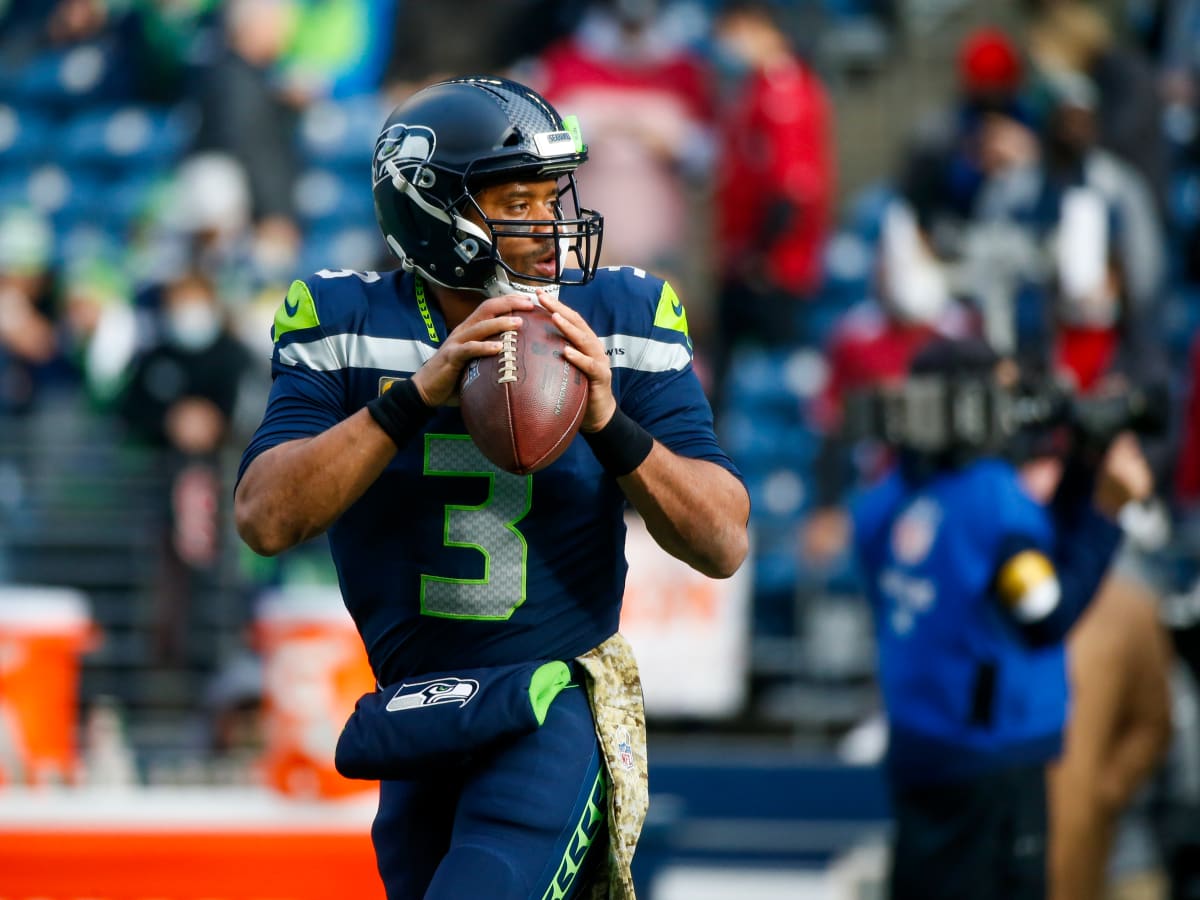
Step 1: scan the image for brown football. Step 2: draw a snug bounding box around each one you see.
[458,305,587,475]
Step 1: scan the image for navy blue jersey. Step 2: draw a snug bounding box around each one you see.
[852,459,1067,782]
[239,266,739,683]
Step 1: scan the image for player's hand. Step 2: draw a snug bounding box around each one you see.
[537,289,616,432]
[1093,432,1155,520]
[410,294,535,407]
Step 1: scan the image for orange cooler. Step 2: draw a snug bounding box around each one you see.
[0,586,92,786]
[256,586,377,799]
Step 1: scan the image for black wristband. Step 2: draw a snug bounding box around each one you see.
[583,407,653,476]
[366,378,436,448]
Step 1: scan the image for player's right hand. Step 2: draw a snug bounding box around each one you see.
[409,294,535,407]
[1093,432,1155,520]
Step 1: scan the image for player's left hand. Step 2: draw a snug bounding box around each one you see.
[537,290,616,432]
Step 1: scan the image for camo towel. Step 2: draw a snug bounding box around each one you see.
[576,633,648,900]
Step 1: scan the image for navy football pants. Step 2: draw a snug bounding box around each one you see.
[371,682,607,900]
[889,762,1048,900]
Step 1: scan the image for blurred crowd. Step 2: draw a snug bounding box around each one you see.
[2,0,1200,890]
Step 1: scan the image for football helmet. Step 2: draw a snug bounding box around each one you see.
[372,76,604,295]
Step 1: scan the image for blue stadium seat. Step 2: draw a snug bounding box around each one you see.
[0,104,53,165]
[0,164,76,220]
[57,105,193,168]
[722,345,816,416]
[1,41,132,110]
[818,231,874,306]
[56,169,163,235]
[1163,285,1200,359]
[846,180,895,245]
[293,167,377,228]
[301,224,387,276]
[1169,167,1200,233]
[744,465,812,530]
[298,96,388,169]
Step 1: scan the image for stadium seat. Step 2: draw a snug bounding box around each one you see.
[846,181,896,245]
[57,105,194,168]
[0,164,75,219]
[301,224,387,276]
[293,167,377,228]
[1,41,132,110]
[0,104,53,165]
[56,169,164,235]
[297,96,387,169]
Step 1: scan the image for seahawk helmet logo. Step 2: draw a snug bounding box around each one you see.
[385,676,479,712]
[373,123,437,188]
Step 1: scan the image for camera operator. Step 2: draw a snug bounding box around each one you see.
[849,335,1154,900]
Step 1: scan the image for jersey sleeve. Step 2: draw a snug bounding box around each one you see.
[988,462,1122,645]
[236,277,350,485]
[615,278,741,477]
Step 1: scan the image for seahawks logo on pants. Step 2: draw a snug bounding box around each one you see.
[386,677,479,712]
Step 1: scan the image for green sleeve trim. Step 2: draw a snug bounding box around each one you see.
[653,281,690,342]
[528,661,572,726]
[273,279,321,342]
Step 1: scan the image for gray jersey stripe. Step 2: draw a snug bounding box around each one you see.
[279,334,435,372]
[279,332,687,374]
[602,334,690,372]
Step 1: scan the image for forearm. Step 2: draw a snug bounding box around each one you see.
[618,444,750,579]
[235,409,397,555]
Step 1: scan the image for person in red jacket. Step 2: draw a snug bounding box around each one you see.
[709,0,835,404]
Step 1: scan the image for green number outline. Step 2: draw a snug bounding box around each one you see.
[420,433,532,620]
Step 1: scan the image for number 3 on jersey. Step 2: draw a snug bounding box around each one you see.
[421,434,531,619]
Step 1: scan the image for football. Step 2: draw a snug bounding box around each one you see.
[459,305,588,475]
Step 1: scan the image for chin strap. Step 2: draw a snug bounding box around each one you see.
[485,273,560,301]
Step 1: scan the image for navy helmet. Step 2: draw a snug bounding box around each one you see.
[371,76,604,295]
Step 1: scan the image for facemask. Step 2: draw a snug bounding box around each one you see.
[165,298,221,351]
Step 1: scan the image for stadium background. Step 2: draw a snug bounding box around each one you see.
[0,0,1198,897]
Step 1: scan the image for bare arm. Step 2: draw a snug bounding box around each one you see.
[540,291,750,579]
[235,293,535,556]
[234,412,397,556]
[617,445,750,579]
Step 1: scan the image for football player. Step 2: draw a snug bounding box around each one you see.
[234,76,749,900]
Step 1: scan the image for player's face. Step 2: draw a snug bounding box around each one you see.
[470,179,562,284]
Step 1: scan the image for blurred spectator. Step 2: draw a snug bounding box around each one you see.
[1027,1,1169,211]
[141,151,299,310]
[532,0,715,289]
[0,207,60,416]
[801,199,974,569]
[971,67,1167,349]
[278,0,397,102]
[898,26,1039,265]
[117,271,251,663]
[59,257,141,407]
[194,0,303,225]
[384,0,585,94]
[709,0,835,402]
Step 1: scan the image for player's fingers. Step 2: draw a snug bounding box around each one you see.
[562,343,609,384]
[455,314,523,344]
[469,294,535,322]
[541,296,602,355]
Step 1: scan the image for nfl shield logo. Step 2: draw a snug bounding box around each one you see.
[616,726,635,771]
